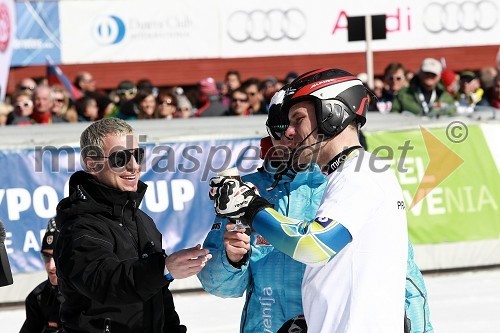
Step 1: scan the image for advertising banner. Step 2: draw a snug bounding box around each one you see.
[365,125,499,245]
[0,138,261,274]
[2,122,499,274]
[56,0,500,64]
[59,0,219,64]
[220,0,500,58]
[11,1,60,66]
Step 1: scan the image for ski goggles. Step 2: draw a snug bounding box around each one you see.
[100,148,145,168]
[266,121,288,140]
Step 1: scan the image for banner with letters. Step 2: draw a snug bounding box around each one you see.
[0,138,262,274]
[2,125,499,273]
[365,124,500,270]
[58,0,219,64]
[366,125,499,245]
[55,0,499,64]
[11,1,60,66]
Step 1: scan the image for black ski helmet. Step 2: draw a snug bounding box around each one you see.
[281,68,371,137]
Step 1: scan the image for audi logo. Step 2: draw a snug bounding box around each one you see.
[227,9,307,43]
[423,1,498,33]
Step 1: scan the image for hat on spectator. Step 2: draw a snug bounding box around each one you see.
[460,70,477,83]
[177,95,192,109]
[41,218,59,253]
[118,80,135,90]
[199,77,219,96]
[117,80,137,95]
[420,58,442,76]
[261,76,278,90]
[441,69,456,87]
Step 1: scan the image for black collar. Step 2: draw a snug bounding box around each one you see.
[322,146,363,175]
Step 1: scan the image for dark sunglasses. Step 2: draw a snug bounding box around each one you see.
[54,98,65,103]
[232,98,248,103]
[98,148,145,168]
[20,85,35,91]
[161,99,176,106]
[388,75,405,82]
[15,101,33,108]
[117,88,137,96]
[41,252,53,264]
[266,121,288,140]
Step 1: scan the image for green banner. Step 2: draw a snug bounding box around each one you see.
[365,125,500,245]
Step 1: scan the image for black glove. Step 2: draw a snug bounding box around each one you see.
[209,176,271,224]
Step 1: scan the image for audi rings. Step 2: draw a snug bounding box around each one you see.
[227,9,307,42]
[423,1,498,33]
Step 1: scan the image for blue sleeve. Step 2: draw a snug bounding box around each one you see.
[405,241,434,332]
[197,217,249,297]
[252,208,352,266]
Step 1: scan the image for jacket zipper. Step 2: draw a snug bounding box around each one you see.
[103,317,111,333]
[120,200,139,253]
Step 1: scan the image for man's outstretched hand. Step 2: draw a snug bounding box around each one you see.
[165,244,212,279]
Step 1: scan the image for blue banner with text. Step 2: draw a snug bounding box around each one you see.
[0,138,261,274]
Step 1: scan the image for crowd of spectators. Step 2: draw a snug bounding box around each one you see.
[363,58,500,116]
[1,57,499,126]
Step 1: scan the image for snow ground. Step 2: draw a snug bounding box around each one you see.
[1,268,499,332]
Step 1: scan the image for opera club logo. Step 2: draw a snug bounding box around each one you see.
[92,15,127,45]
[0,3,11,53]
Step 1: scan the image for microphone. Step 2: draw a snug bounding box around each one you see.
[0,220,13,287]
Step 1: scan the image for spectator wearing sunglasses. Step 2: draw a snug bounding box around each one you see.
[225,87,250,116]
[392,58,456,115]
[51,85,78,122]
[241,78,267,115]
[376,62,408,113]
[7,92,34,125]
[106,80,137,118]
[15,77,37,97]
[54,118,210,333]
[175,95,194,119]
[117,80,137,103]
[20,218,63,333]
[156,91,177,119]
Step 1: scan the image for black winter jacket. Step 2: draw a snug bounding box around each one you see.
[20,280,63,333]
[54,171,186,333]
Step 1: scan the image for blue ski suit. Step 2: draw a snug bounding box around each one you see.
[198,164,326,332]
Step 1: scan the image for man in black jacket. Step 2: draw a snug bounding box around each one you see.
[21,218,63,333]
[55,118,211,333]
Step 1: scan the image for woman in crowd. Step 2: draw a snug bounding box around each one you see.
[51,85,78,122]
[75,96,99,122]
[156,91,177,119]
[175,95,194,118]
[7,92,34,125]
